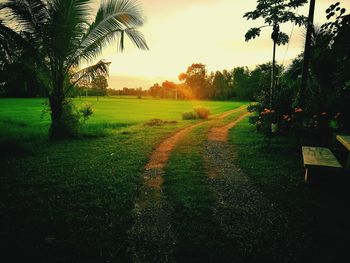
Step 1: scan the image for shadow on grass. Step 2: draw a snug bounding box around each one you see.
[230,118,350,263]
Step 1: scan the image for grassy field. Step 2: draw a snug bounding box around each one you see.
[0,97,245,262]
[0,97,245,141]
[1,97,349,262]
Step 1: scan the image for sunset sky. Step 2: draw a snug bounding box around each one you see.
[96,0,350,90]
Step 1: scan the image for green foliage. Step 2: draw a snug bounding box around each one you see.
[178,63,211,99]
[79,103,94,122]
[246,3,350,142]
[51,100,94,138]
[193,106,210,119]
[182,111,197,120]
[244,0,307,44]
[182,106,211,120]
[90,75,109,96]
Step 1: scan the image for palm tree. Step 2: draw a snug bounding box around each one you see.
[0,0,148,139]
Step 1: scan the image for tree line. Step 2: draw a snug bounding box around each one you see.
[146,63,281,101]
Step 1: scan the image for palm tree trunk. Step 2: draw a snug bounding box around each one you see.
[49,73,66,139]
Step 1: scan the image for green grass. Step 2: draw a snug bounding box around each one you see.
[0,97,244,262]
[229,117,350,262]
[163,110,247,262]
[0,97,246,141]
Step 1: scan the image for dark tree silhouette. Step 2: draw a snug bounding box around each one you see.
[244,0,307,108]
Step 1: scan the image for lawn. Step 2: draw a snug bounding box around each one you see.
[0,97,244,262]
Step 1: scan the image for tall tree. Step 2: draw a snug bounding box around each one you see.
[91,75,108,96]
[244,0,307,108]
[179,63,210,99]
[0,0,148,139]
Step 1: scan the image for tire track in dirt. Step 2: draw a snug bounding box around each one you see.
[204,114,294,261]
[208,112,250,142]
[128,106,247,262]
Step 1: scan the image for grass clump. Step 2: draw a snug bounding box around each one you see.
[182,106,211,120]
[193,106,210,119]
[182,111,197,120]
[144,119,178,126]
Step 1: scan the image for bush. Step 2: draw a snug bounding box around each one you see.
[182,111,197,120]
[60,100,81,137]
[80,103,94,122]
[50,100,94,138]
[193,106,210,119]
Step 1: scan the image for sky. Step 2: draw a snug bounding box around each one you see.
[95,0,350,90]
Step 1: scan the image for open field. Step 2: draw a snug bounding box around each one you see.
[1,97,349,262]
[0,97,246,141]
[0,97,246,262]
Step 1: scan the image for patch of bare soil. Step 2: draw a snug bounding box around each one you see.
[208,112,250,142]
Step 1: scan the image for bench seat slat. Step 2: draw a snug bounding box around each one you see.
[302,146,342,168]
[336,135,350,151]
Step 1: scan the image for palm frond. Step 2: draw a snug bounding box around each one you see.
[46,0,91,63]
[70,59,111,86]
[68,0,148,67]
[0,0,48,33]
[0,19,33,58]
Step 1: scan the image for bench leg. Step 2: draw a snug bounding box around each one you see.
[304,168,309,183]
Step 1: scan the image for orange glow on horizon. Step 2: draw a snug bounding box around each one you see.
[92,0,350,89]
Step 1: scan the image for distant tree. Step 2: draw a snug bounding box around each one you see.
[162,81,176,99]
[233,67,251,100]
[179,63,210,99]
[244,0,307,107]
[212,71,227,100]
[0,0,148,139]
[149,83,162,98]
[136,87,143,99]
[91,76,108,96]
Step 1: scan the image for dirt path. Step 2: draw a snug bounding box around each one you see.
[128,106,246,262]
[143,105,247,189]
[204,115,293,261]
[208,112,250,142]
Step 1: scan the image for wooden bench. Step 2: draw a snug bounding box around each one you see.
[302,146,342,183]
[336,135,350,168]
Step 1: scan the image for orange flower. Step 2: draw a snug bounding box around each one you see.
[321,112,327,116]
[294,107,303,113]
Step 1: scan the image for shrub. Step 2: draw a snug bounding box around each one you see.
[193,106,210,119]
[182,111,197,120]
[80,103,94,122]
[49,100,94,138]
